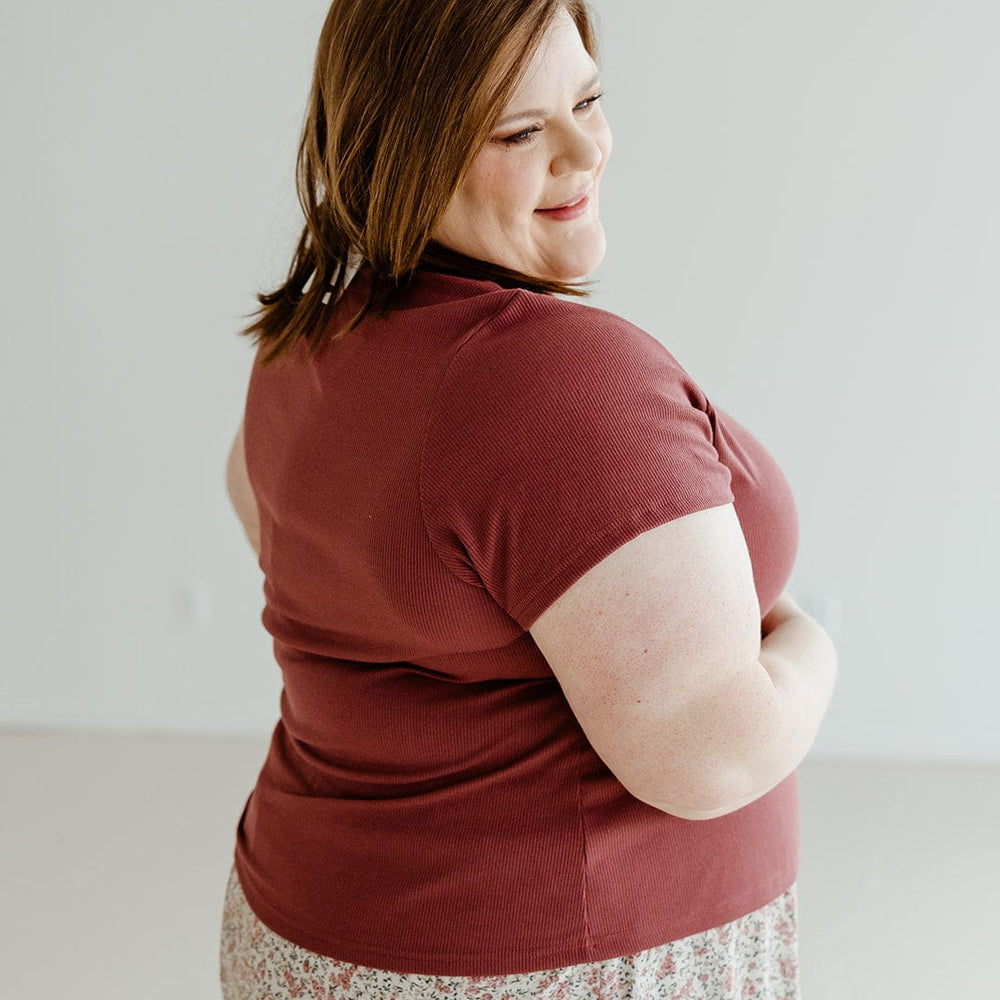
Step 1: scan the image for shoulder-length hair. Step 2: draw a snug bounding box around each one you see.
[243,0,598,364]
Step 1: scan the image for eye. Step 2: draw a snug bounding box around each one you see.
[574,92,604,112]
[495,92,605,149]
[500,125,542,147]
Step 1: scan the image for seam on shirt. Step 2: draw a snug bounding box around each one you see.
[416,287,527,591]
[575,732,594,957]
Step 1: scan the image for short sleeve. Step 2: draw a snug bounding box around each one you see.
[420,292,734,629]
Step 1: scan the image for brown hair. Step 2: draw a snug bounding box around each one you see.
[243,0,598,364]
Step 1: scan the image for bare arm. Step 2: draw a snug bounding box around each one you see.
[225,420,261,556]
[529,503,837,820]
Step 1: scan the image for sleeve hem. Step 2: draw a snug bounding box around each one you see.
[511,493,735,631]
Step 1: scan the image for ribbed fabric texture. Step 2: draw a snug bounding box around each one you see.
[234,267,800,976]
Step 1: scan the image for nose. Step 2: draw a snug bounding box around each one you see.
[550,121,604,177]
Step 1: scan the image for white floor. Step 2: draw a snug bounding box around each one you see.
[1,730,997,999]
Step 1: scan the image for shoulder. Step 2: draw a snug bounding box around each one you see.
[475,288,670,358]
[424,288,721,476]
[449,289,702,403]
[420,289,737,627]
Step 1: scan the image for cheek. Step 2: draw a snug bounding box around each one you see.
[467,154,540,225]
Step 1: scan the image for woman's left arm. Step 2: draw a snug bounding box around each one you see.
[225,420,261,555]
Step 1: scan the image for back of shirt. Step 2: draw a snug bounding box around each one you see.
[234,267,800,976]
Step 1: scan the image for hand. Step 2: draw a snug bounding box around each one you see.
[226,421,262,556]
[761,591,803,638]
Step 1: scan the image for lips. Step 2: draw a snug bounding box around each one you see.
[537,186,593,213]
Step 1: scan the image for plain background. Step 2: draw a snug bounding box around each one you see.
[1,1,998,997]
[2,0,999,759]
[2,0,998,758]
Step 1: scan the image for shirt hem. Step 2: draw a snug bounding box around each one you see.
[231,857,797,978]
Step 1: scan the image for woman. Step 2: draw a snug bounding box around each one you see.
[222,1,838,998]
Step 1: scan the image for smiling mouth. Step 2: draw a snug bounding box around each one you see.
[534,188,594,221]
[536,187,593,213]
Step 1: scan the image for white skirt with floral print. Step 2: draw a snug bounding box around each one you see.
[220,866,800,1000]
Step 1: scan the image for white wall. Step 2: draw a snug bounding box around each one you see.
[2,1,997,760]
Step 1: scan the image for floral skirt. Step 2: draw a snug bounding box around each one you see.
[219,866,800,1000]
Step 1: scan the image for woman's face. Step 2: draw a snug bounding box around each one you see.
[433,7,612,281]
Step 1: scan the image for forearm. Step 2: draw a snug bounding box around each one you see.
[758,608,839,774]
[690,609,838,820]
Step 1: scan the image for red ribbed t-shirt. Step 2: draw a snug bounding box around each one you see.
[233,267,800,976]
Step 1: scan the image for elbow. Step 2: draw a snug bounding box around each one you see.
[638,796,744,823]
[633,791,754,822]
[622,771,744,822]
[663,801,749,822]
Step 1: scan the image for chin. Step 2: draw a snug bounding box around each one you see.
[518,216,606,282]
[567,232,606,279]
[547,244,607,282]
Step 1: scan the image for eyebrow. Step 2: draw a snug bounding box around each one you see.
[494,71,603,128]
